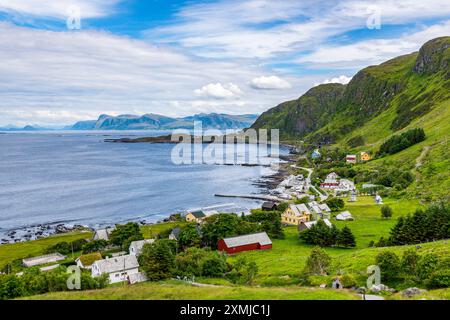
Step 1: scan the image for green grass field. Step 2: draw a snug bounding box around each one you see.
[0,232,92,269]
[22,280,358,300]
[3,196,449,300]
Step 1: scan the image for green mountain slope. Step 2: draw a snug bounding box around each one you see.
[252,37,450,200]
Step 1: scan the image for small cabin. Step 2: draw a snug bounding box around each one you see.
[262,202,278,211]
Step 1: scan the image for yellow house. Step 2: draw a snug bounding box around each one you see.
[360,152,371,161]
[281,204,312,225]
[185,210,207,223]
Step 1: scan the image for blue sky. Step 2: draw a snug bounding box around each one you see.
[0,0,449,126]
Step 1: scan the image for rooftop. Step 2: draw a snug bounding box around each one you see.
[223,232,272,248]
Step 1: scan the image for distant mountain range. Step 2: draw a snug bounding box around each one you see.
[70,113,258,130]
[0,113,259,131]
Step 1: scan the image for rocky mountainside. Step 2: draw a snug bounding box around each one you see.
[70,113,258,130]
[252,36,450,144]
[252,36,450,200]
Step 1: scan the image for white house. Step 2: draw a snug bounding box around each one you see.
[91,254,139,284]
[298,218,333,232]
[336,211,354,221]
[129,239,155,256]
[93,227,115,241]
[336,179,356,192]
[375,195,383,204]
[320,172,340,189]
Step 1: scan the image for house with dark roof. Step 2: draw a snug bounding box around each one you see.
[218,232,272,254]
[169,227,181,241]
[262,202,278,211]
[185,210,207,223]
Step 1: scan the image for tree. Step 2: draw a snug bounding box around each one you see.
[381,205,393,219]
[82,239,109,254]
[303,247,331,276]
[325,198,345,212]
[299,220,337,247]
[139,239,177,281]
[226,257,258,285]
[109,222,143,247]
[178,223,202,249]
[201,214,240,248]
[375,251,401,282]
[336,226,356,248]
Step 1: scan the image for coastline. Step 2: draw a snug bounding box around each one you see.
[0,149,296,245]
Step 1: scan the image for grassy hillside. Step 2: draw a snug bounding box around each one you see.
[22,281,359,300]
[251,37,450,199]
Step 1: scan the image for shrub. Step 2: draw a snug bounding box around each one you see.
[417,253,439,281]
[375,251,401,282]
[381,205,393,219]
[303,247,332,276]
[340,274,357,288]
[226,257,258,285]
[427,269,450,289]
[82,240,109,254]
[45,242,71,255]
[401,249,420,278]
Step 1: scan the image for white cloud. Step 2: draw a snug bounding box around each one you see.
[0,0,120,19]
[250,76,292,90]
[145,0,450,59]
[194,83,243,99]
[315,75,352,86]
[298,20,450,69]
[0,23,312,126]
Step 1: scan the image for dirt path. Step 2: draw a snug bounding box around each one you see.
[415,146,430,169]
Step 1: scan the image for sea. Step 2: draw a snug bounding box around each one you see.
[0,131,286,242]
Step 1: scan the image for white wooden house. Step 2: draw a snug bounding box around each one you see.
[91,254,139,284]
[129,239,155,256]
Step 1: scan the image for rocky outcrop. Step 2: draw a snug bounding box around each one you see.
[413,37,450,75]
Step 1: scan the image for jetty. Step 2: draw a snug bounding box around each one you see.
[214,194,284,202]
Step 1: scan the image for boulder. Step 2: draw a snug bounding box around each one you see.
[402,287,423,298]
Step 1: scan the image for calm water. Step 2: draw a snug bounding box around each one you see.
[0,131,284,236]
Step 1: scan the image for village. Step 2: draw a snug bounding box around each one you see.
[2,149,389,291]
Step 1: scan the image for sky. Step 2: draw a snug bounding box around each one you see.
[0,0,449,126]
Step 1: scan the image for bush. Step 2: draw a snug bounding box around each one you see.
[325,198,345,212]
[417,253,439,281]
[340,274,357,288]
[427,269,450,289]
[303,247,332,276]
[401,249,420,278]
[375,251,401,282]
[381,205,393,219]
[45,242,71,255]
[226,257,258,285]
[82,240,109,254]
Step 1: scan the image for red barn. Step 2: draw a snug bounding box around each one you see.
[217,232,272,254]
